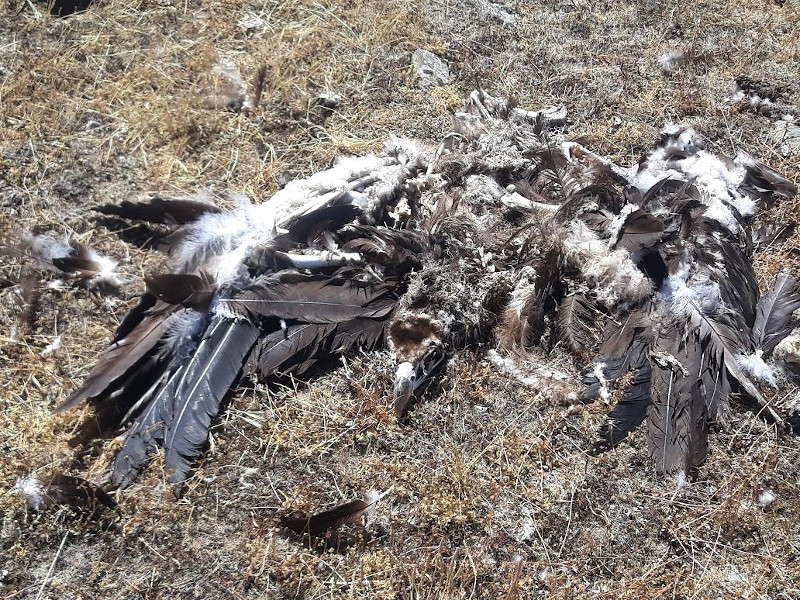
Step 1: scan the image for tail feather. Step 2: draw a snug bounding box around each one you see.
[647,332,708,474]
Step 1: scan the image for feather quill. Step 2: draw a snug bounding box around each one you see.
[228,274,396,323]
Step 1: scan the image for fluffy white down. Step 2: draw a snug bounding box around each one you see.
[592,362,611,401]
[735,351,777,387]
[170,210,253,281]
[462,174,505,207]
[758,489,776,508]
[13,475,45,510]
[657,51,683,72]
[170,147,426,283]
[40,336,62,358]
[563,221,651,307]
[22,233,123,289]
[604,204,639,249]
[22,233,71,265]
[83,247,123,289]
[487,349,540,388]
[658,261,722,317]
[507,267,537,316]
[631,127,753,235]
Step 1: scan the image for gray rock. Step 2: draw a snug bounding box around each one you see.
[774,328,800,378]
[773,119,800,156]
[411,49,450,89]
[476,0,516,25]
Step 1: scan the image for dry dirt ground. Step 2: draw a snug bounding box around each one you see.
[1,0,800,598]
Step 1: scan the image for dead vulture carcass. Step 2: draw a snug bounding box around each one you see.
[55,91,799,489]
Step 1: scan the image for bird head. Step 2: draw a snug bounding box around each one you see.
[388,314,446,417]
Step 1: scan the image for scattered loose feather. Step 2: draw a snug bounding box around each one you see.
[281,488,390,537]
[753,273,800,355]
[13,473,116,511]
[2,233,122,292]
[11,272,41,338]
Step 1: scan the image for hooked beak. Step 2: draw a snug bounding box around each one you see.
[394,362,416,417]
[393,342,447,418]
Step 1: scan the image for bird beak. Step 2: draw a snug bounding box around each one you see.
[394,361,416,417]
[393,343,447,418]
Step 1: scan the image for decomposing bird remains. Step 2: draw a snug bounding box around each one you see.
[47,90,799,494]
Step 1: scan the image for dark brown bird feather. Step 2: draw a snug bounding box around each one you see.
[95,195,222,225]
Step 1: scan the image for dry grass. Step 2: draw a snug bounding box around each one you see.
[2,0,800,597]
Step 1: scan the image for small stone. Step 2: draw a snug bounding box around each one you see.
[476,0,516,25]
[411,49,450,89]
[277,172,295,188]
[773,119,800,156]
[774,328,800,375]
[238,12,266,32]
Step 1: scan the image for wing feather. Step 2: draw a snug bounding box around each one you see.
[95,196,221,225]
[228,274,395,323]
[54,303,181,413]
[753,273,800,355]
[163,318,261,484]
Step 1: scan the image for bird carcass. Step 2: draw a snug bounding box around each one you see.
[54,91,799,489]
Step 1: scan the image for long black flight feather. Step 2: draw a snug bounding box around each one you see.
[593,361,652,453]
[95,196,222,225]
[163,317,261,484]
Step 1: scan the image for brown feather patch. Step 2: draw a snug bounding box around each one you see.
[388,315,443,363]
